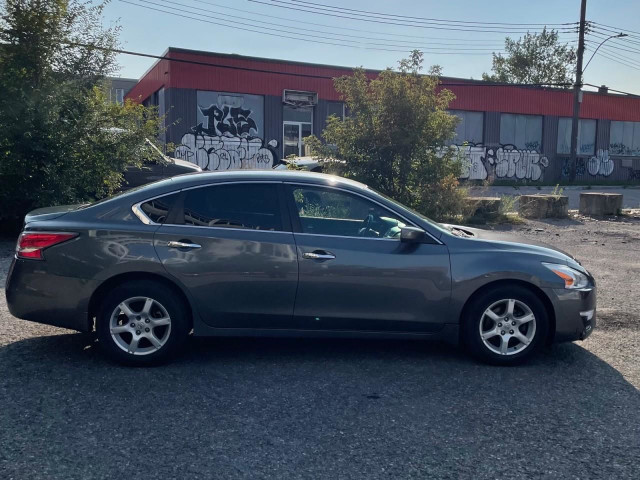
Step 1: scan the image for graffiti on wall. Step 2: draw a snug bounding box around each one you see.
[174,91,278,171]
[452,144,548,181]
[561,149,615,178]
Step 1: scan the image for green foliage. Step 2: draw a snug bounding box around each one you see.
[306,50,466,221]
[482,28,576,85]
[0,0,163,222]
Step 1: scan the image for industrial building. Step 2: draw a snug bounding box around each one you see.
[127,47,640,183]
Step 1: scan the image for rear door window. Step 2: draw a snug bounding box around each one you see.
[177,183,283,231]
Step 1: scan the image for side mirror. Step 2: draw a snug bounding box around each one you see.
[400,226,427,243]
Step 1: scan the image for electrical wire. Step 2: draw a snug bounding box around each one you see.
[285,0,576,27]
[151,0,510,50]
[186,0,523,44]
[120,0,505,54]
[584,46,640,72]
[247,0,577,34]
[121,0,526,54]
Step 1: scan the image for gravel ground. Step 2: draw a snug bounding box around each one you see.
[1,216,639,480]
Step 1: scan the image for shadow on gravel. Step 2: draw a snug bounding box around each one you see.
[1,334,639,479]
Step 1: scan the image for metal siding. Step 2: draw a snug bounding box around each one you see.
[164,88,196,146]
[315,99,328,139]
[543,116,561,181]
[264,95,283,158]
[484,112,500,146]
[596,119,610,152]
[130,50,640,122]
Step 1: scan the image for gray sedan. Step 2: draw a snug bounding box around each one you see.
[5,171,596,366]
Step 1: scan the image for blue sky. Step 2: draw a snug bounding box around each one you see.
[103,0,640,93]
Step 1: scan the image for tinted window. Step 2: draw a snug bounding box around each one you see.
[610,121,640,156]
[140,193,179,223]
[291,186,406,238]
[326,102,344,121]
[180,183,282,231]
[448,110,484,145]
[557,118,596,155]
[500,113,543,150]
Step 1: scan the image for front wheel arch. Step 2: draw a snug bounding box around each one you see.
[458,279,556,346]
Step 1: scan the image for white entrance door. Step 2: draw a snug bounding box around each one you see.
[283,121,312,157]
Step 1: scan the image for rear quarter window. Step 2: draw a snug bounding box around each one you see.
[140,193,180,224]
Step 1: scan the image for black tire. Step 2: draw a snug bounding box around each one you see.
[96,280,190,366]
[462,285,549,366]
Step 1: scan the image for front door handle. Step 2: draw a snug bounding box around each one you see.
[302,250,336,260]
[167,240,202,250]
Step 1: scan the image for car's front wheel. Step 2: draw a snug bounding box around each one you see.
[463,285,549,365]
[96,280,190,366]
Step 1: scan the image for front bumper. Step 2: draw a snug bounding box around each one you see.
[5,257,95,332]
[543,286,597,342]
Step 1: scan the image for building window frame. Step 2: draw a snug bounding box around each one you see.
[499,113,543,151]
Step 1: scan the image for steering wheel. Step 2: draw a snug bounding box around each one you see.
[358,213,380,237]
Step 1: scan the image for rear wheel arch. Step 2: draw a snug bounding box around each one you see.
[88,272,194,332]
[458,279,556,345]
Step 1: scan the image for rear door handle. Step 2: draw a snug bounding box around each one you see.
[167,240,202,250]
[302,250,336,260]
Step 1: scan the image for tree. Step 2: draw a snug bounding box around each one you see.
[482,28,576,85]
[306,50,465,221]
[0,0,163,226]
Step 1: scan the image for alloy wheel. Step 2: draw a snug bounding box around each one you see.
[479,298,536,356]
[109,296,172,355]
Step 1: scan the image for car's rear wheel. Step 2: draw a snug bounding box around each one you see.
[96,280,190,366]
[463,285,549,365]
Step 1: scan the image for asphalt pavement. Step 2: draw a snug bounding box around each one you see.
[1,225,639,479]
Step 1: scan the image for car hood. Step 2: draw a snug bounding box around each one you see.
[442,224,580,265]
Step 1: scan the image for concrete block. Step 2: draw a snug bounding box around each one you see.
[465,197,502,219]
[519,194,569,219]
[579,192,623,216]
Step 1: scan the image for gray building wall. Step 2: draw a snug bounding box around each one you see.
[154,84,639,183]
[107,77,137,104]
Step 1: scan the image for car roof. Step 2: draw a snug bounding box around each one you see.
[161,170,369,190]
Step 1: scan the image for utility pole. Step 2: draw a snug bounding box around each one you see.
[568,0,587,182]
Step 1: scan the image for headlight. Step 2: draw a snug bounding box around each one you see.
[543,263,590,289]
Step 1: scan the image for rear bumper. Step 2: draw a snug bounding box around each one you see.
[5,257,95,332]
[544,286,597,342]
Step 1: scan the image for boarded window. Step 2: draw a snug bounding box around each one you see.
[557,118,596,155]
[610,121,640,156]
[499,114,543,151]
[449,110,484,145]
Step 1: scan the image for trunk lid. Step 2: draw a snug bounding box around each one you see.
[24,204,86,224]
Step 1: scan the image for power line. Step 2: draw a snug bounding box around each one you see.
[285,0,576,27]
[151,0,510,50]
[597,46,640,67]
[584,83,640,97]
[589,23,640,41]
[584,46,640,71]
[591,21,640,38]
[121,0,516,54]
[247,0,577,34]
[177,0,553,44]
[584,37,640,57]
[186,0,548,45]
[120,0,504,54]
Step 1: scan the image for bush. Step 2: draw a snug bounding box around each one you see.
[306,50,466,221]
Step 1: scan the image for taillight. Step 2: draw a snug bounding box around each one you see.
[16,232,78,260]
